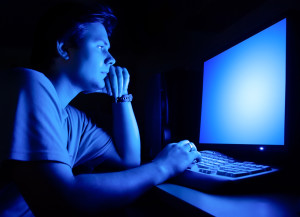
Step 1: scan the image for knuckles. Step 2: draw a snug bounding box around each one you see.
[109,66,130,79]
[107,66,130,97]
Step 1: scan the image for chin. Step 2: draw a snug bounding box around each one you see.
[91,82,105,91]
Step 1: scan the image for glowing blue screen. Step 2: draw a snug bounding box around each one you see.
[199,18,286,145]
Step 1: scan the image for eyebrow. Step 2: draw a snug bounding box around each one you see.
[94,39,110,48]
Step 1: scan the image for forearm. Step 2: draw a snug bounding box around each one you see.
[13,141,200,217]
[72,161,167,214]
[112,101,140,167]
[13,160,169,217]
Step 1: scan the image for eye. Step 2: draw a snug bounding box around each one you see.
[97,45,104,49]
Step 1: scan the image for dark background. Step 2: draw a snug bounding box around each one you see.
[1,0,299,69]
[1,0,300,161]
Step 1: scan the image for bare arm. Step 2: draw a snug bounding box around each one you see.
[112,101,140,167]
[105,66,141,168]
[12,161,163,217]
[12,140,201,217]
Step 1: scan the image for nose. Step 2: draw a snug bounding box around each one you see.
[105,52,116,66]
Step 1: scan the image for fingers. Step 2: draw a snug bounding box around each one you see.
[123,68,130,95]
[189,142,197,152]
[116,67,123,97]
[153,140,201,178]
[191,150,202,163]
[177,140,191,146]
[104,76,112,96]
[177,140,201,162]
[108,66,130,99]
[187,142,201,162]
[109,67,118,98]
[177,140,197,152]
[179,140,193,152]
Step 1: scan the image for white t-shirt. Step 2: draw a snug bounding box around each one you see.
[0,68,114,216]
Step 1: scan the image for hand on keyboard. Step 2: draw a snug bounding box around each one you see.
[152,140,202,179]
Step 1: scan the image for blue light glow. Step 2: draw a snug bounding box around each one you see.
[200,19,286,145]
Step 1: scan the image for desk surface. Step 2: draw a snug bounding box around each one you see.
[156,183,300,217]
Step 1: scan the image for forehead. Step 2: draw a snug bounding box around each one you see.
[82,22,110,44]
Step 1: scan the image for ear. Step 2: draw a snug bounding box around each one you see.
[56,41,69,60]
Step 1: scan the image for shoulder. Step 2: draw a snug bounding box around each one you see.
[9,67,65,122]
[0,67,58,113]
[0,67,57,100]
[15,67,56,93]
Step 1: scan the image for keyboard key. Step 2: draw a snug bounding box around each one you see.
[228,171,250,177]
[199,168,213,174]
[198,165,210,169]
[216,170,228,176]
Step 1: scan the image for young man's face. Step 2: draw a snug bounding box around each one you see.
[66,22,115,92]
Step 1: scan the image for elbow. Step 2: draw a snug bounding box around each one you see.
[122,158,141,169]
[115,149,141,169]
[121,141,141,169]
[131,160,141,168]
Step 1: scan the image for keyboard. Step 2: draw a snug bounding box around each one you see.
[171,150,278,193]
[189,150,274,178]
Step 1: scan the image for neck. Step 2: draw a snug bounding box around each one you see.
[47,72,82,108]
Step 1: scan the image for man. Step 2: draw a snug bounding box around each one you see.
[0,2,201,216]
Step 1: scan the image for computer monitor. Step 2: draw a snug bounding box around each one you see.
[198,14,300,165]
[200,18,286,146]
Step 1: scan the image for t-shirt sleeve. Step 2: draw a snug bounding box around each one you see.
[66,106,114,169]
[8,68,71,166]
